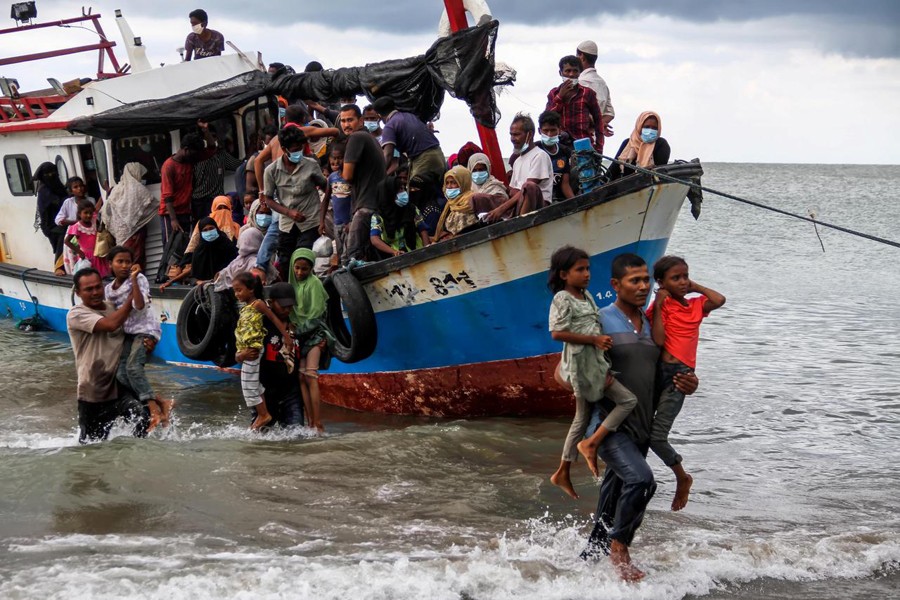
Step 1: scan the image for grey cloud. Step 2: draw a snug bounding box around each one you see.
[109,1,900,58]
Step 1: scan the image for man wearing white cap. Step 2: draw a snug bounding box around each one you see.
[576,40,615,143]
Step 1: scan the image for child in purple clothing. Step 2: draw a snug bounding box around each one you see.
[105,246,171,430]
[319,144,353,268]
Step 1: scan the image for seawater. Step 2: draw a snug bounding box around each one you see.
[1,163,898,599]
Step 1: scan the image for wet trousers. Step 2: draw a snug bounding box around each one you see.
[77,395,149,444]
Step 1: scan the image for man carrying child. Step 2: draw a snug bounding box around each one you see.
[67,268,150,443]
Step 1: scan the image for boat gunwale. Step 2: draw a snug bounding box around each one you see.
[0,161,703,294]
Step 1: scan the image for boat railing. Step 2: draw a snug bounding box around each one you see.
[0,11,125,122]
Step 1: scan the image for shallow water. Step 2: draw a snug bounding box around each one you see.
[1,163,899,599]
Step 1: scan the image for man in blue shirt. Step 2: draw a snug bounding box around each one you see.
[372,97,446,189]
[581,253,698,582]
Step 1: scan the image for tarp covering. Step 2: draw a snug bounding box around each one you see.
[68,21,514,139]
[67,70,271,138]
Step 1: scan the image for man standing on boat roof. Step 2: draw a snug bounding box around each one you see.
[67,268,150,444]
[575,40,615,146]
[184,9,224,61]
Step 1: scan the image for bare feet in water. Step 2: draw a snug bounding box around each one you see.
[155,398,174,426]
[609,540,645,582]
[146,402,161,434]
[576,439,600,478]
[550,462,579,499]
[250,413,272,431]
[672,471,693,511]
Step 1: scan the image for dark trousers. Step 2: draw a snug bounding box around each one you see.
[77,394,149,444]
[191,196,215,230]
[277,226,318,278]
[582,431,656,558]
[345,208,374,262]
[650,361,693,467]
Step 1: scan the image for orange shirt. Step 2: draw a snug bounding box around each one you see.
[646,295,708,369]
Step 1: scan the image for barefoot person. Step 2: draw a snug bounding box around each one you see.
[233,272,294,430]
[547,246,637,499]
[648,256,726,511]
[580,253,699,582]
[105,246,173,431]
[67,268,150,443]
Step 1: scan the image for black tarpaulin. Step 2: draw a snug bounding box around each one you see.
[67,70,271,138]
[68,21,514,139]
[274,20,512,127]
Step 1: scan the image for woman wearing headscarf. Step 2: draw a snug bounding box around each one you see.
[33,162,68,269]
[184,195,242,254]
[466,153,510,219]
[288,247,333,431]
[213,227,277,292]
[244,199,273,235]
[101,162,157,269]
[607,111,670,181]
[187,217,237,283]
[370,169,431,259]
[434,166,481,241]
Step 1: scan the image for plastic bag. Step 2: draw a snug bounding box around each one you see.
[73,258,92,273]
[312,236,333,257]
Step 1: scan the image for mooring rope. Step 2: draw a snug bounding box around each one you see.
[602,156,900,250]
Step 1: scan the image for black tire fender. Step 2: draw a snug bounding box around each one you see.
[176,284,227,360]
[323,270,377,363]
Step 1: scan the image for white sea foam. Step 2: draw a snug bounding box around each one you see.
[0,419,322,450]
[2,518,898,600]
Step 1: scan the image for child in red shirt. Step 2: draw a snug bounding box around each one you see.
[648,256,726,511]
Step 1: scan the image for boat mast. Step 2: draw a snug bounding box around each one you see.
[442,0,508,183]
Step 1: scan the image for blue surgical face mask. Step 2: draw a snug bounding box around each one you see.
[641,128,659,143]
[287,150,303,163]
[395,191,409,207]
[363,120,379,132]
[255,214,272,228]
[201,229,219,242]
[540,134,559,146]
[445,187,461,200]
[471,171,489,185]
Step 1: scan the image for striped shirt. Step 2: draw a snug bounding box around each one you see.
[192,149,243,199]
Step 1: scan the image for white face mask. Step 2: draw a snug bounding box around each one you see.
[192,24,204,35]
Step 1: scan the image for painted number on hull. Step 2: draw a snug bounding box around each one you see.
[595,290,614,302]
[429,271,477,296]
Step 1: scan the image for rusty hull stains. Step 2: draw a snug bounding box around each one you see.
[319,354,575,417]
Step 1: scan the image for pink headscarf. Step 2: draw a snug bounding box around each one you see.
[617,111,662,169]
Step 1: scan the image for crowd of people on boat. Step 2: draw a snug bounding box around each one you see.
[34,11,671,284]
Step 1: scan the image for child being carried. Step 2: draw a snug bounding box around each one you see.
[648,255,726,511]
[548,246,638,499]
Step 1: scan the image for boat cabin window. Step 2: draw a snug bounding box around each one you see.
[90,138,110,191]
[4,154,33,196]
[55,155,68,183]
[242,104,274,151]
[180,115,239,158]
[111,133,172,186]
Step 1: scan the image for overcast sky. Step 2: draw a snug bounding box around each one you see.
[1,1,898,164]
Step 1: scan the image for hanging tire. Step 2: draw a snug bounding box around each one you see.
[323,270,377,363]
[176,284,228,360]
